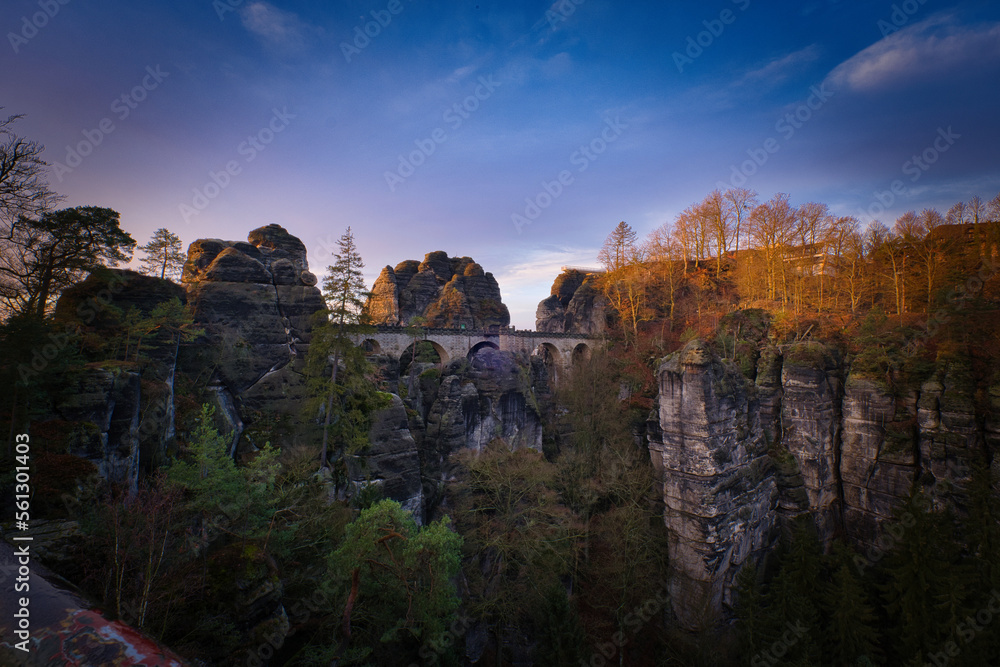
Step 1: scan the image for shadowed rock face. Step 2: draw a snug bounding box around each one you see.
[181,224,324,396]
[364,252,510,328]
[535,269,607,334]
[180,224,327,452]
[649,338,996,629]
[647,340,777,631]
[405,348,546,520]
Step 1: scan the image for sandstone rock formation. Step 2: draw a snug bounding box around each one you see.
[647,340,777,630]
[776,342,842,547]
[535,269,607,334]
[346,394,424,517]
[54,269,187,480]
[402,347,546,519]
[649,335,998,628]
[365,251,510,328]
[840,376,916,545]
[180,224,326,451]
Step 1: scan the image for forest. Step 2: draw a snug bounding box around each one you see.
[2,109,1000,667]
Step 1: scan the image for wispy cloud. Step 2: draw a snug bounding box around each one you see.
[826,15,1000,91]
[239,2,314,51]
[498,246,600,290]
[738,45,821,86]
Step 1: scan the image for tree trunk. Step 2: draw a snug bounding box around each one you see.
[319,348,341,469]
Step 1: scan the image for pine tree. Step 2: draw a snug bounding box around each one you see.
[734,563,767,663]
[881,488,961,661]
[825,563,880,664]
[138,228,185,280]
[314,227,372,469]
[326,499,462,665]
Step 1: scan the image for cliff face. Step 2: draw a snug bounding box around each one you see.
[649,339,997,627]
[398,347,547,519]
[535,269,607,334]
[180,224,327,452]
[647,340,777,630]
[53,270,188,482]
[365,251,510,329]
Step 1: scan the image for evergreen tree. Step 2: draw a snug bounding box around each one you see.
[533,585,585,667]
[825,562,880,664]
[138,228,185,280]
[166,404,280,545]
[881,488,962,661]
[312,227,371,469]
[734,563,767,664]
[1,206,134,318]
[325,499,462,666]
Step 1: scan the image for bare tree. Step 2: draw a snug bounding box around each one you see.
[723,187,757,257]
[598,222,648,345]
[748,193,796,304]
[702,189,733,276]
[645,223,683,323]
[0,111,58,228]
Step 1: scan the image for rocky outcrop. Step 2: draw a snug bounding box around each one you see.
[841,376,917,546]
[649,336,999,627]
[409,348,546,518]
[917,358,980,507]
[365,252,510,328]
[54,368,142,487]
[777,343,842,546]
[535,269,607,334]
[347,395,424,517]
[54,269,187,477]
[180,224,326,451]
[647,340,777,630]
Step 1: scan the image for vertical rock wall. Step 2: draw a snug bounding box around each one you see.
[647,340,777,630]
[649,338,998,627]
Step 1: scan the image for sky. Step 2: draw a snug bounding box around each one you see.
[4,0,1000,328]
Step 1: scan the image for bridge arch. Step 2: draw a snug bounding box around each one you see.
[361,339,382,354]
[572,342,592,366]
[533,342,562,384]
[400,339,449,375]
[468,340,500,359]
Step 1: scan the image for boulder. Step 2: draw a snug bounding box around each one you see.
[204,247,273,284]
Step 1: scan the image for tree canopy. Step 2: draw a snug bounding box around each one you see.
[138,227,186,281]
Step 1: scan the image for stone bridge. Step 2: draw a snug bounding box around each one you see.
[353,326,601,383]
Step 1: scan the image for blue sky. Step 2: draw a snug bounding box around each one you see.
[4,0,1000,327]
